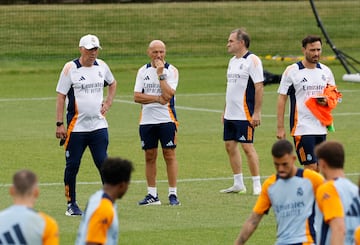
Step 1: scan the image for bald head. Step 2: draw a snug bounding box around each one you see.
[147,40,166,63]
[148,40,166,49]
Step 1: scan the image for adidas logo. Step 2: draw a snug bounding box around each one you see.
[144,76,150,80]
[79,76,85,81]
[166,141,174,147]
[0,224,28,244]
[300,77,308,83]
[346,197,360,217]
[238,136,246,141]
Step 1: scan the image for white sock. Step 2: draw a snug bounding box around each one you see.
[169,187,177,197]
[234,173,244,188]
[252,176,261,189]
[147,187,157,197]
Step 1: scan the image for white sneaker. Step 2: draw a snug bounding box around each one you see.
[253,186,261,195]
[220,185,247,194]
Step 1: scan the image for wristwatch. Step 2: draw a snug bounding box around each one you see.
[56,121,64,127]
[158,74,167,80]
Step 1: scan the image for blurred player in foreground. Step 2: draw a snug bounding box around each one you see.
[75,157,134,245]
[234,139,324,245]
[355,178,360,245]
[315,141,360,245]
[0,169,59,244]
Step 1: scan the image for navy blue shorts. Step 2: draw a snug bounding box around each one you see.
[223,119,254,143]
[293,134,326,165]
[65,128,108,168]
[139,122,177,150]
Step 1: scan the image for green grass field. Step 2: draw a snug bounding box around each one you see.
[0,1,360,244]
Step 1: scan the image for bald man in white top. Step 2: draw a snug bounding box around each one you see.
[134,40,180,206]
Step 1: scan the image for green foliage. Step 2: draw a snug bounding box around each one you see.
[0,1,359,60]
[0,2,360,245]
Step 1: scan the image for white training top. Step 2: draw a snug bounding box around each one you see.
[224,52,264,120]
[277,61,335,136]
[56,59,115,132]
[134,62,179,125]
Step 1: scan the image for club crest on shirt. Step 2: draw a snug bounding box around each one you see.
[321,74,327,82]
[297,187,304,196]
[306,154,313,161]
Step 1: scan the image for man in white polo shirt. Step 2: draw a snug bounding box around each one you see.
[55,34,117,216]
[277,35,336,172]
[221,28,263,195]
[134,40,180,206]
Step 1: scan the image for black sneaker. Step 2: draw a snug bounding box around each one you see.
[65,202,82,216]
[138,194,161,206]
[169,194,180,206]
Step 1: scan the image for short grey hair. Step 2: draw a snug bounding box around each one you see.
[231,28,250,48]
